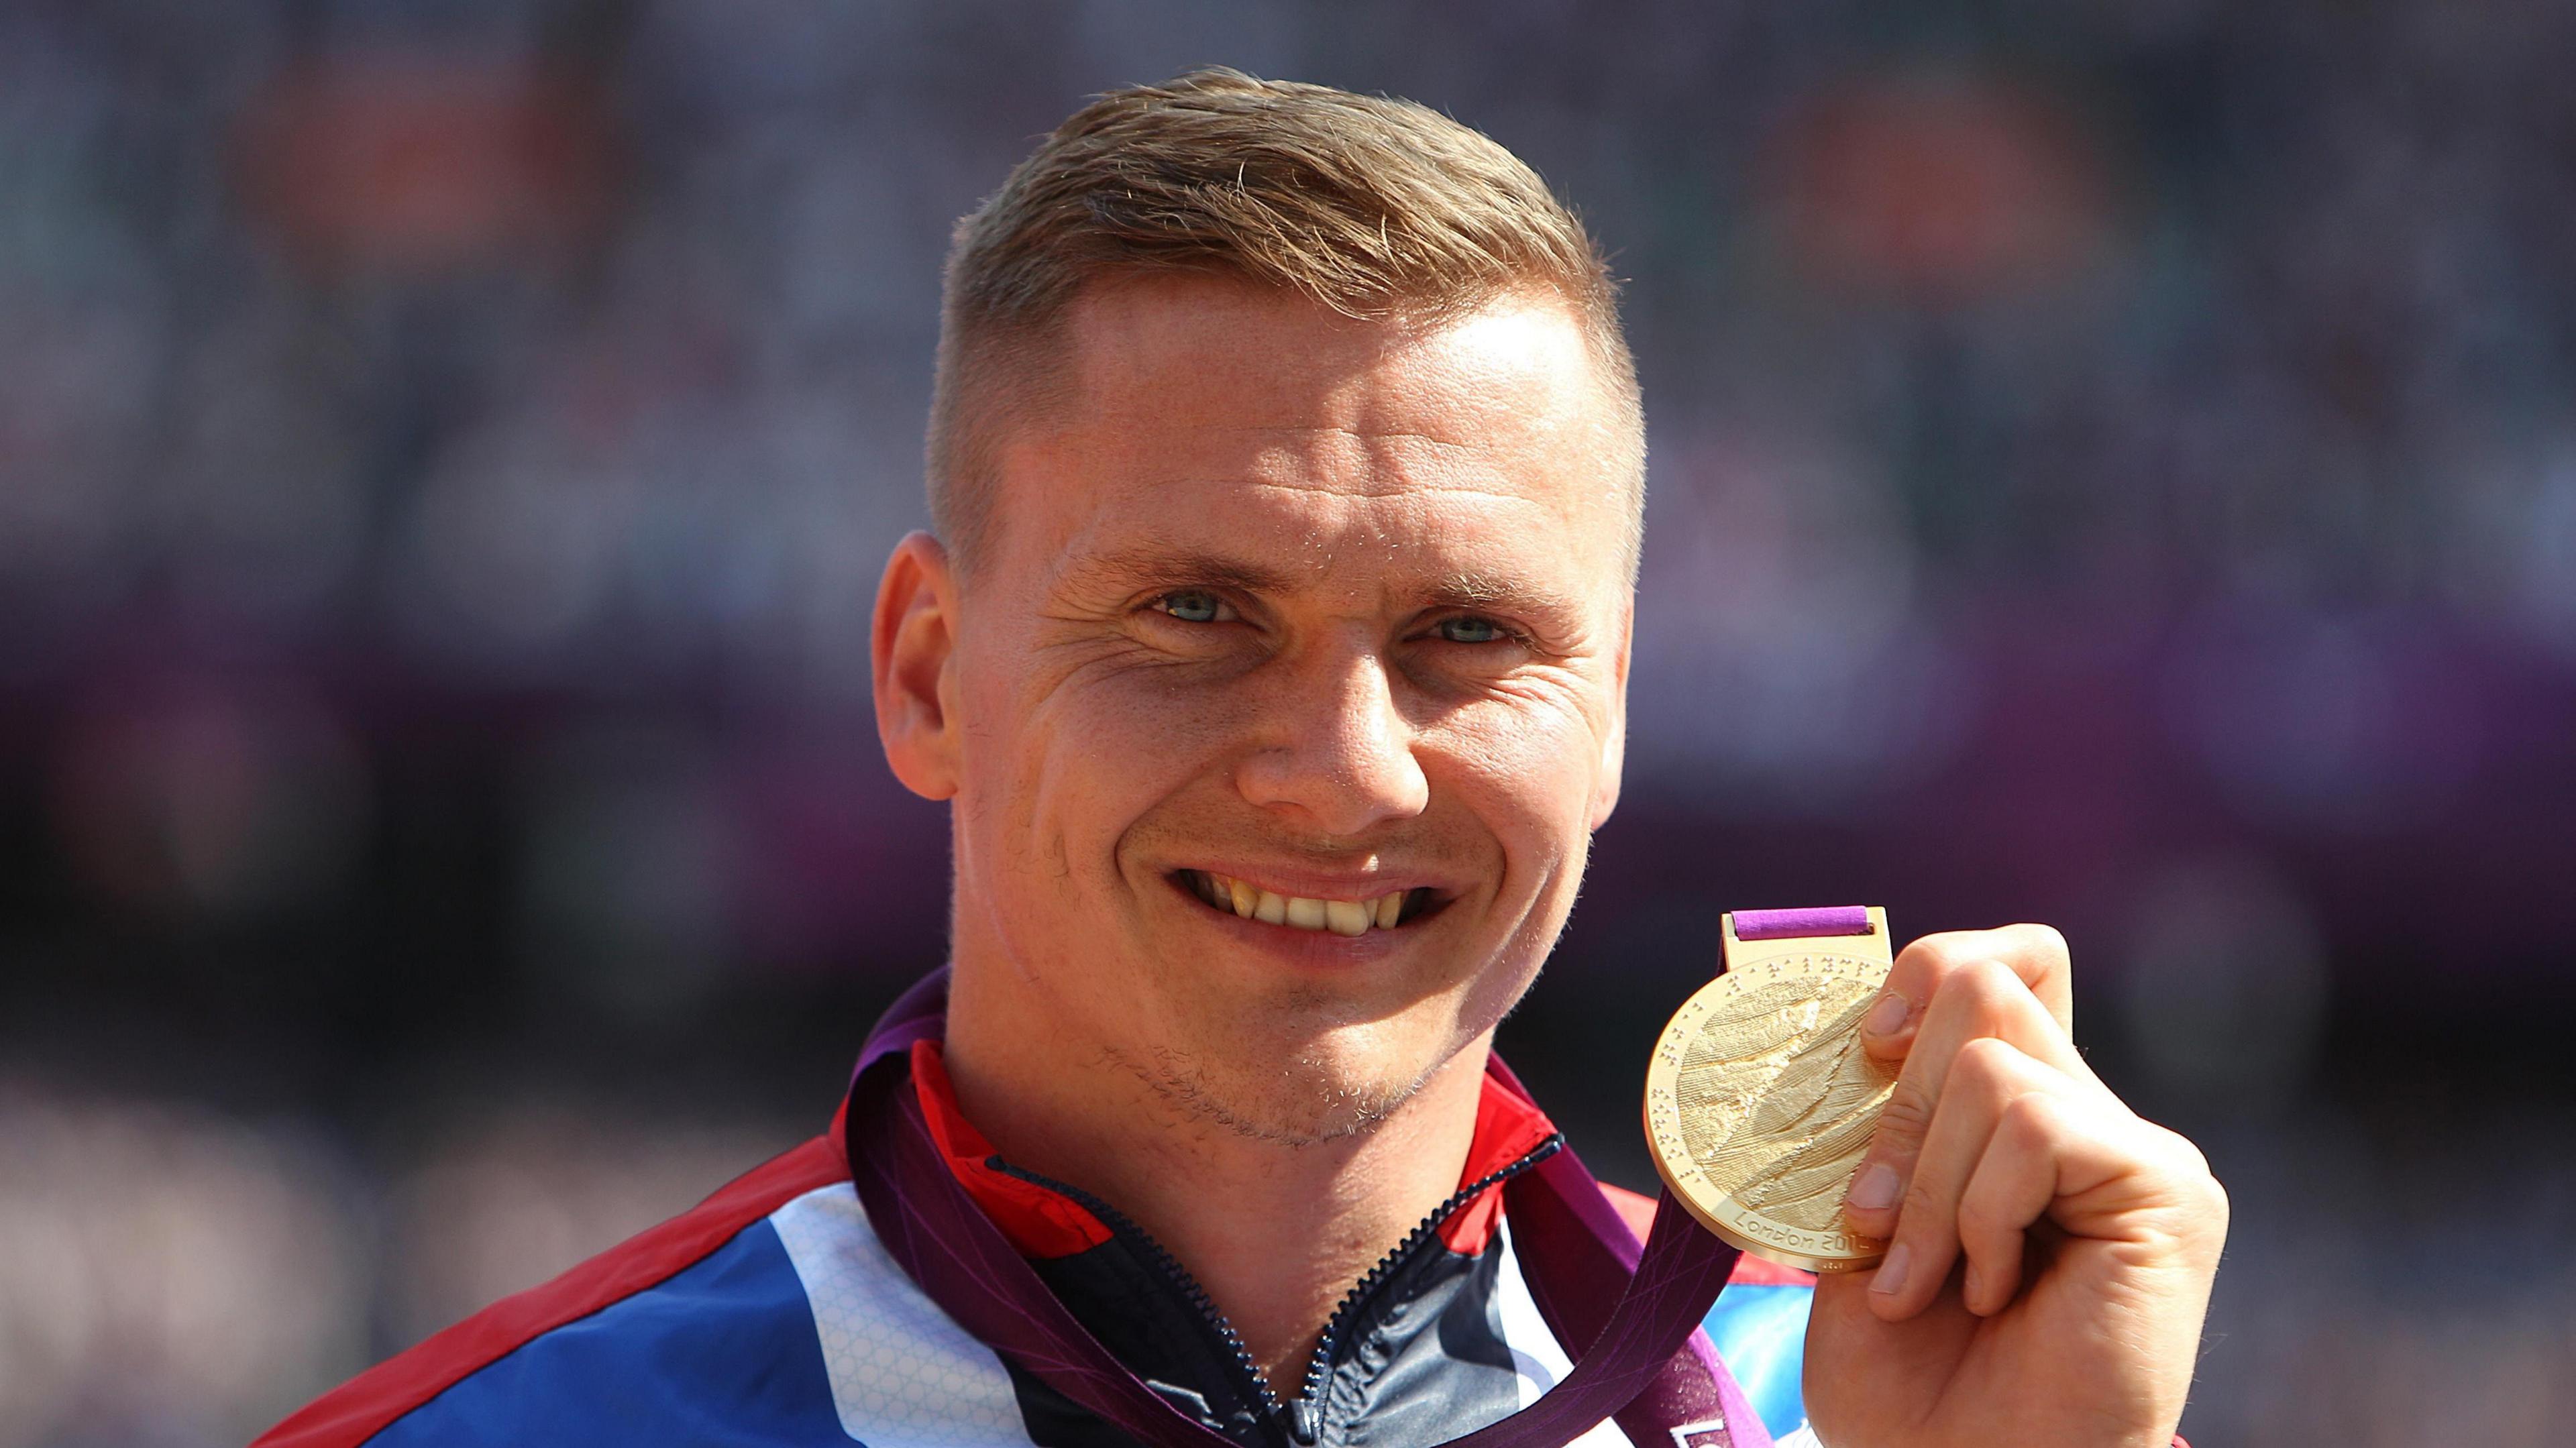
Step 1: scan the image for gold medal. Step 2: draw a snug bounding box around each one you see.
[1643,906,1897,1272]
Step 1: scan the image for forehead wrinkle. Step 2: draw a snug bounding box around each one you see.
[1234,476,1553,505]
[1117,414,1550,485]
[1190,421,1495,455]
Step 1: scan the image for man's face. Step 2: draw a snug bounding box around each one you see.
[942,277,1634,1145]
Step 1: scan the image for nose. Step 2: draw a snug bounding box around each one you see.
[1234,640,1430,837]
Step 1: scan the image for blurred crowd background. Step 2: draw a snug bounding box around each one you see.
[3,1,2571,1443]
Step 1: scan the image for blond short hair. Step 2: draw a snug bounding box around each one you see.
[924,68,1644,573]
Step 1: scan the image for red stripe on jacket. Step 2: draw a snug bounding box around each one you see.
[912,1038,1116,1257]
[249,1115,851,1448]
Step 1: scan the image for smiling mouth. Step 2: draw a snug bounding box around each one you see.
[1175,869,1438,937]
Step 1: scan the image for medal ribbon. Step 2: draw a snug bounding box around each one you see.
[843,970,1772,1448]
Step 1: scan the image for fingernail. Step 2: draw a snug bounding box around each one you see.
[1864,991,1909,1036]
[1870,1243,1911,1297]
[1849,1163,1900,1212]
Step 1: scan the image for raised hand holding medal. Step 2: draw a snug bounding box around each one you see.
[1648,917,2227,1448]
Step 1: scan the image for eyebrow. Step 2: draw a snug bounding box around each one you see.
[1421,570,1586,622]
[1058,548,1587,624]
[1054,546,1301,599]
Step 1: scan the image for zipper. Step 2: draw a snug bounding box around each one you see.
[991,1132,1565,1448]
[1287,1134,1563,1443]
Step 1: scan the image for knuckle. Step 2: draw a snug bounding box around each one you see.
[1956,956,2027,1003]
[1878,1077,1938,1141]
[2006,921,2070,964]
[1997,1090,2060,1150]
[2175,1131,2218,1184]
[1900,1176,1948,1221]
[2193,1162,2229,1209]
[2142,1120,2215,1179]
[1951,1034,2023,1091]
[1934,958,2049,1036]
[2156,1129,2231,1225]
[1896,932,1980,979]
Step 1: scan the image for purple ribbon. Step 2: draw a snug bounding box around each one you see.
[1733,906,1873,942]
[843,970,1772,1448]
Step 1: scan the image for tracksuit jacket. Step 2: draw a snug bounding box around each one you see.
[254,1043,1821,1448]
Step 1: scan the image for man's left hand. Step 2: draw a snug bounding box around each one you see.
[1801,925,2227,1448]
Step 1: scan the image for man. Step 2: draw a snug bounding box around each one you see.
[258,70,2224,1448]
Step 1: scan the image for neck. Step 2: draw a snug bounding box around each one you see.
[941,961,1491,1391]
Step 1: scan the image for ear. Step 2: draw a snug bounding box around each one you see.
[1587,597,1632,832]
[872,530,963,801]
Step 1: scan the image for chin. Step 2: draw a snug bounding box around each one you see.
[1108,1032,1445,1148]
[1091,936,1528,1146]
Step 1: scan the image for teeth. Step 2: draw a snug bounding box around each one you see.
[1197,874,1413,934]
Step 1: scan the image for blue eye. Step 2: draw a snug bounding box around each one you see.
[1436,616,1507,644]
[1158,590,1226,624]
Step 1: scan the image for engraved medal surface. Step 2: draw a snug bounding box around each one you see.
[1643,907,1897,1272]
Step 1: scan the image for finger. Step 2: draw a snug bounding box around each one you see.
[1953,1089,2088,1316]
[1864,1035,2060,1320]
[1845,958,2096,1243]
[1861,924,2075,1060]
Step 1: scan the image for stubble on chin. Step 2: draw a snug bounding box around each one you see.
[1102,1040,1433,1148]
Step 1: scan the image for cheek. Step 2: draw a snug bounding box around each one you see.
[969,652,1253,877]
[1423,693,1607,974]
[1428,694,1607,852]
[1436,701,1601,988]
